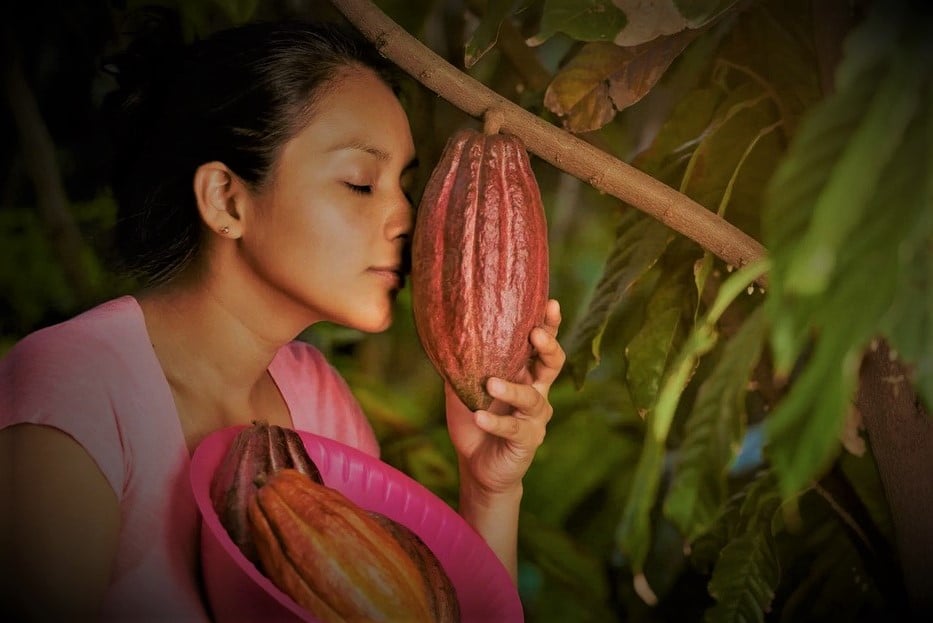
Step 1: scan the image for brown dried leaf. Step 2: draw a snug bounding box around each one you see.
[607,28,700,111]
[544,29,699,133]
[543,42,623,132]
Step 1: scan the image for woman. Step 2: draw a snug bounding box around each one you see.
[0,17,564,622]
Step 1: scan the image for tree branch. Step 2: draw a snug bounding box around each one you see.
[857,341,933,620]
[328,0,768,283]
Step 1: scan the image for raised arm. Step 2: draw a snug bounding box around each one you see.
[444,299,565,581]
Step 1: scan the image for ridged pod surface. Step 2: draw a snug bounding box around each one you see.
[411,128,549,411]
[248,469,434,623]
[368,511,461,622]
[209,421,323,564]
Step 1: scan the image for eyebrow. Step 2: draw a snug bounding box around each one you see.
[330,139,419,170]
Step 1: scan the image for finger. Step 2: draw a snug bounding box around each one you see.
[475,411,546,448]
[487,377,550,419]
[529,326,566,386]
[541,299,562,337]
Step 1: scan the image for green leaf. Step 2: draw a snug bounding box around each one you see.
[564,212,673,387]
[519,512,610,602]
[522,409,641,525]
[782,47,921,295]
[764,6,933,497]
[464,0,519,68]
[675,81,783,239]
[882,234,933,409]
[764,294,878,498]
[714,0,823,130]
[615,422,667,575]
[762,84,874,372]
[625,266,693,414]
[617,261,770,573]
[880,96,933,408]
[703,474,782,623]
[527,0,627,46]
[633,86,724,180]
[764,7,932,373]
[664,306,768,542]
[777,523,878,622]
[689,470,774,573]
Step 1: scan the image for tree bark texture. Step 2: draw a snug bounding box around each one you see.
[857,342,933,620]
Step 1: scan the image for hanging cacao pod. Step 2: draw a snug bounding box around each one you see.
[210,421,323,564]
[368,511,461,623]
[248,469,434,623]
[411,128,549,411]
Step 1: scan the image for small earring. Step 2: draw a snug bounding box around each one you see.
[220,226,230,235]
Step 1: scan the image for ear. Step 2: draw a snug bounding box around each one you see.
[193,161,249,239]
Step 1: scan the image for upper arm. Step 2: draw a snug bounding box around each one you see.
[1,423,120,621]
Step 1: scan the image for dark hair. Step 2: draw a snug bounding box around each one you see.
[103,11,398,284]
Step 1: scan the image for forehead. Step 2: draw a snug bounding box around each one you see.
[296,67,414,156]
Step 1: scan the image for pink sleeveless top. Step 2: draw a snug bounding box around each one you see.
[0,296,379,621]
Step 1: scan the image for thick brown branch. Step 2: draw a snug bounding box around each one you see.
[857,341,933,620]
[328,0,768,282]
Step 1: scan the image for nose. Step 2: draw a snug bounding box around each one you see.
[385,188,414,242]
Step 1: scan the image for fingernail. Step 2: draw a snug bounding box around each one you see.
[488,378,505,394]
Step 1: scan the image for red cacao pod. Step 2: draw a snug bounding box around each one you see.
[411,128,550,411]
[209,421,323,564]
[248,469,434,623]
[368,511,461,623]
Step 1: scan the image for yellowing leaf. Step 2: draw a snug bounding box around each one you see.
[544,43,624,131]
[545,30,698,132]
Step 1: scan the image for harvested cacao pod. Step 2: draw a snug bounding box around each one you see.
[369,511,461,623]
[248,469,434,623]
[210,421,322,564]
[411,128,550,411]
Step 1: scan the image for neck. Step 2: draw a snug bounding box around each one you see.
[136,257,320,420]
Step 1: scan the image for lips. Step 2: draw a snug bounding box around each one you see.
[368,265,404,289]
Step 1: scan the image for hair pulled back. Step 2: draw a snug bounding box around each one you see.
[104,12,397,284]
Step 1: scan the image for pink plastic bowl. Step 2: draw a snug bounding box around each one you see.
[190,425,524,623]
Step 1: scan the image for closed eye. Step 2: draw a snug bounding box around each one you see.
[345,183,373,195]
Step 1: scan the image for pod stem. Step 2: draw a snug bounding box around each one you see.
[483,108,505,135]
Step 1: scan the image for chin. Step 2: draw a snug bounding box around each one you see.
[351,309,394,334]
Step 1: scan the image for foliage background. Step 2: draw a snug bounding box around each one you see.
[2,0,930,621]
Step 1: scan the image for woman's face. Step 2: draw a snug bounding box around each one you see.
[241,66,417,333]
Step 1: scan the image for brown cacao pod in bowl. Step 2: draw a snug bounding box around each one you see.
[209,421,323,565]
[411,128,550,411]
[368,511,461,623]
[248,468,435,623]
